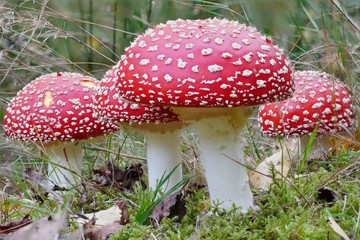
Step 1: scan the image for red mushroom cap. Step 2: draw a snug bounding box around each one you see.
[2,72,118,144]
[116,18,293,107]
[258,70,355,137]
[93,64,183,132]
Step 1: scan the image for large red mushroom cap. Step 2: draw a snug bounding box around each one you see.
[116,18,293,108]
[258,70,355,137]
[93,63,185,133]
[2,72,118,144]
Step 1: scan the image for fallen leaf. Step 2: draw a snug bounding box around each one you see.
[0,215,32,236]
[150,191,186,225]
[122,164,143,190]
[82,219,123,240]
[329,128,360,153]
[24,167,45,186]
[23,167,51,202]
[327,215,350,240]
[93,161,125,188]
[3,210,67,240]
[75,200,130,226]
[93,162,144,190]
[69,201,128,240]
[116,200,130,225]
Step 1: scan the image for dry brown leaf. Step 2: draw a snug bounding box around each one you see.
[150,191,186,224]
[82,219,123,240]
[116,200,130,225]
[93,162,144,190]
[3,210,67,240]
[69,201,129,240]
[0,215,32,236]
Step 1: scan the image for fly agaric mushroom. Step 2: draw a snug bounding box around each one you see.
[258,70,355,159]
[93,64,186,192]
[254,70,354,190]
[115,18,294,210]
[2,72,118,188]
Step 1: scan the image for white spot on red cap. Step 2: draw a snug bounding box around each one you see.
[201,48,213,56]
[148,45,158,51]
[243,52,253,62]
[256,80,266,88]
[157,54,165,60]
[242,39,251,45]
[151,65,159,72]
[165,58,173,65]
[215,38,224,45]
[232,58,243,66]
[221,52,233,59]
[208,64,223,73]
[191,65,200,73]
[185,43,194,49]
[164,74,173,82]
[242,70,253,77]
[177,58,187,69]
[187,53,194,59]
[261,45,271,51]
[140,59,150,66]
[231,42,241,49]
[203,37,211,43]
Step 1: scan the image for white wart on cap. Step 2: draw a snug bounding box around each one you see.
[258,70,355,137]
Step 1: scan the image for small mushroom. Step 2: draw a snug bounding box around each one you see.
[115,18,294,211]
[2,72,119,188]
[258,70,355,159]
[93,64,187,192]
[253,70,355,190]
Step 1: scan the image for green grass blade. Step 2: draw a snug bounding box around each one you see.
[135,164,190,224]
[298,125,318,174]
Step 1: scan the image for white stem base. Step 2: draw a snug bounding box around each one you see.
[299,135,331,160]
[46,142,83,188]
[146,131,182,192]
[195,117,254,211]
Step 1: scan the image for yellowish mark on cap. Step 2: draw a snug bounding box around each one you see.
[44,91,53,108]
[80,79,96,88]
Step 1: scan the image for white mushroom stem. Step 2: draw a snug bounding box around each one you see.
[145,130,182,192]
[45,142,83,188]
[299,135,331,159]
[194,117,254,211]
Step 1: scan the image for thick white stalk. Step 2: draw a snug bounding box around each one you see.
[45,142,83,188]
[195,117,254,211]
[145,130,182,192]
